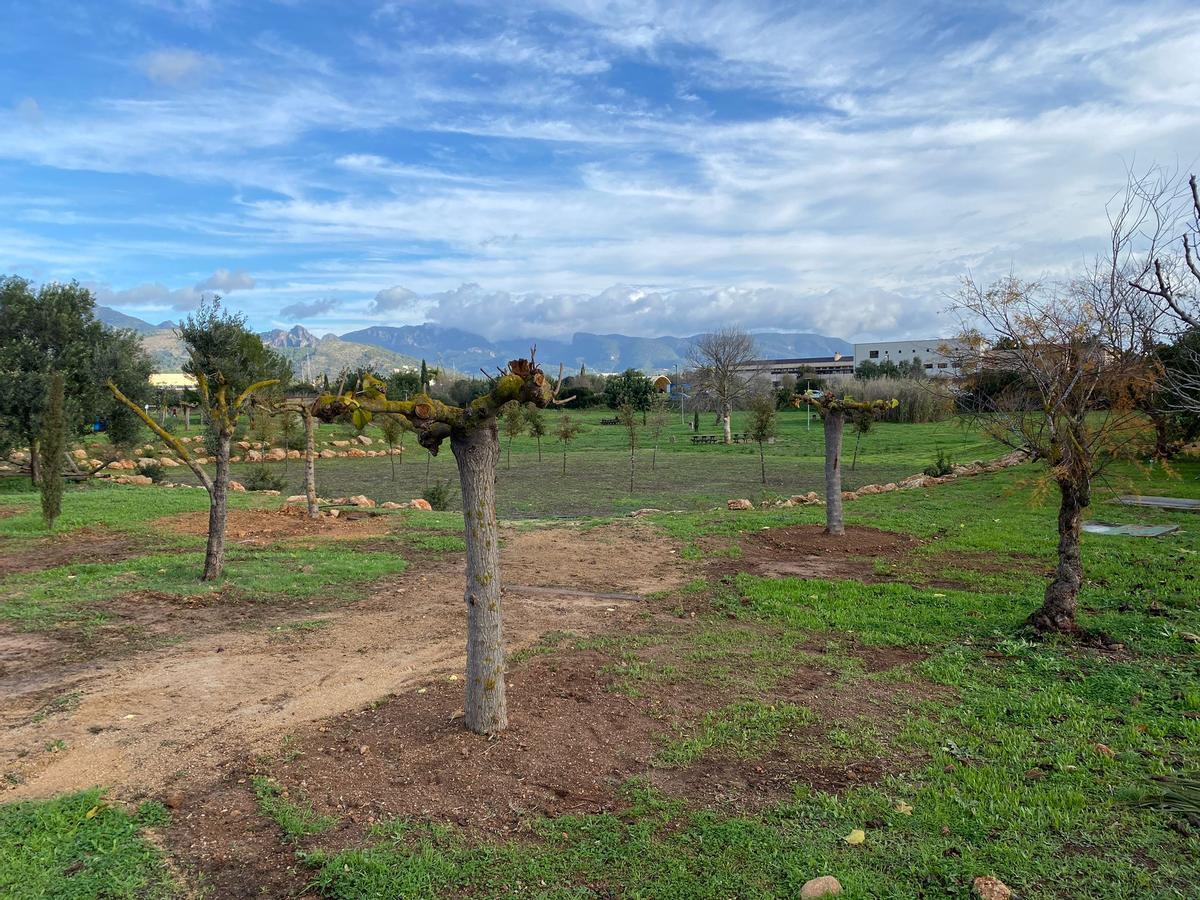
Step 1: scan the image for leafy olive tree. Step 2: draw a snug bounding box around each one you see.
[747,392,777,485]
[109,298,291,580]
[501,401,525,469]
[525,406,547,462]
[554,411,580,476]
[603,369,654,424]
[377,414,404,480]
[313,356,563,734]
[850,408,873,471]
[0,277,153,483]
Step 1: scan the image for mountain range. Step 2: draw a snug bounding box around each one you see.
[339,325,852,375]
[96,306,852,378]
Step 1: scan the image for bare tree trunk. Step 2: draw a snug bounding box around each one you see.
[759,441,766,484]
[536,436,542,462]
[851,429,862,471]
[28,440,40,488]
[629,442,635,492]
[389,444,396,480]
[723,404,733,444]
[562,447,567,476]
[202,431,231,581]
[823,410,845,536]
[451,421,507,734]
[1028,477,1088,633]
[652,439,658,470]
[1150,412,1171,459]
[302,407,319,519]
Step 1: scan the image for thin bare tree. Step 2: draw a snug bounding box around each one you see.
[1116,167,1200,330]
[688,327,760,444]
[951,274,1155,635]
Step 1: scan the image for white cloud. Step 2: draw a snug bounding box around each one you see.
[196,267,255,291]
[140,48,212,85]
[91,268,257,313]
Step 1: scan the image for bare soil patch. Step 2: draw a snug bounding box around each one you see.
[0,529,148,577]
[154,506,396,544]
[0,523,690,801]
[712,524,1045,588]
[166,628,943,898]
[0,590,322,731]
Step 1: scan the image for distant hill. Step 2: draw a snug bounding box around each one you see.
[341,325,853,374]
[95,305,164,335]
[95,309,425,378]
[265,331,424,383]
[97,304,851,379]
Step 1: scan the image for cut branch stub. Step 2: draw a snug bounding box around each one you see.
[312,358,555,455]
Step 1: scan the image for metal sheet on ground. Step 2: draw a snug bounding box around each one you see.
[1113,495,1200,511]
[1083,521,1180,536]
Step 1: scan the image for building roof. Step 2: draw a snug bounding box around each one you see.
[148,373,198,389]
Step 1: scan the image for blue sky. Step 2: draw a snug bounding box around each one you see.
[2,0,1198,341]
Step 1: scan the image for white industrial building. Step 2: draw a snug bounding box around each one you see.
[852,339,968,375]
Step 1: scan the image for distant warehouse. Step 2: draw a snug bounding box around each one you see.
[733,339,969,387]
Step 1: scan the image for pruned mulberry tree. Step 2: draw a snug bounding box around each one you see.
[794,392,895,535]
[313,356,563,734]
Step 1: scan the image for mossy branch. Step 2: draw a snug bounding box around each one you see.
[106,380,214,492]
[313,358,555,455]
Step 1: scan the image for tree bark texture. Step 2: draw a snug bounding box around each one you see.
[302,407,320,519]
[722,404,733,444]
[28,441,40,488]
[452,420,508,734]
[1028,477,1088,633]
[823,409,845,535]
[202,431,231,581]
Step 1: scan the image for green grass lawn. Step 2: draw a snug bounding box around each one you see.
[161,409,1005,517]
[2,423,1198,898]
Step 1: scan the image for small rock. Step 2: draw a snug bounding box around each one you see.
[228,480,247,492]
[356,434,373,445]
[164,791,185,810]
[972,876,1012,900]
[1180,632,1200,644]
[410,498,433,511]
[800,876,842,898]
[1094,742,1115,758]
[380,501,405,509]
[348,495,376,508]
[727,498,753,510]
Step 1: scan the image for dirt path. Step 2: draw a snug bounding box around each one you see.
[1,523,690,800]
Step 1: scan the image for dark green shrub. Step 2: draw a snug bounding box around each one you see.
[243,468,286,492]
[422,478,454,511]
[923,449,953,477]
[136,461,165,483]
